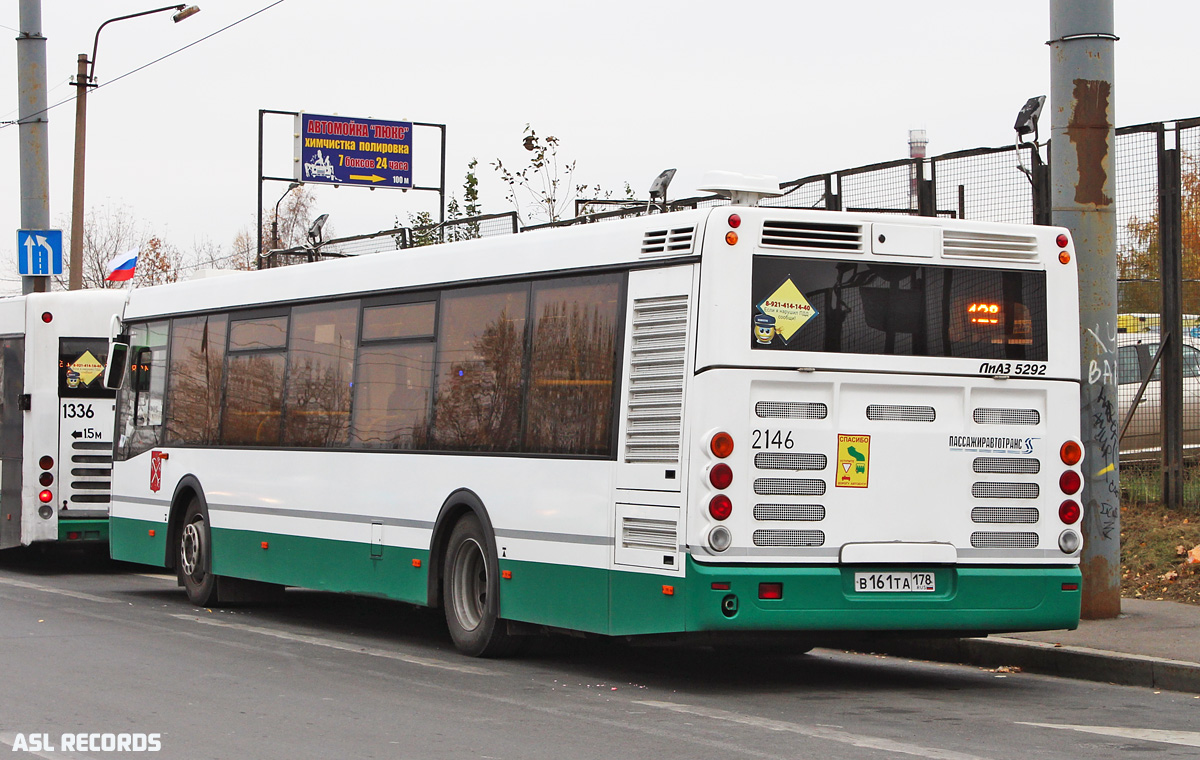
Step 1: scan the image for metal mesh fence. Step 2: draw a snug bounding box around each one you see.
[838,159,916,214]
[934,146,1035,223]
[769,176,830,209]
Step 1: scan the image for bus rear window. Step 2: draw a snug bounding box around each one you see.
[750,256,1047,360]
[59,339,115,398]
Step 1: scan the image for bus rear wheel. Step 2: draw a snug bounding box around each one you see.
[178,498,218,607]
[442,514,520,657]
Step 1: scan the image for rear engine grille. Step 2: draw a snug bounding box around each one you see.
[640,227,696,258]
[942,230,1039,260]
[753,504,825,521]
[755,401,828,419]
[972,482,1040,499]
[761,220,864,252]
[621,517,677,551]
[866,404,936,422]
[971,531,1039,549]
[70,441,111,505]
[974,407,1040,425]
[971,507,1040,524]
[753,529,825,547]
[973,457,1040,474]
[624,295,688,464]
[754,478,826,496]
[754,452,827,471]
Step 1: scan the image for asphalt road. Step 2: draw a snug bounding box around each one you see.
[0,548,1197,760]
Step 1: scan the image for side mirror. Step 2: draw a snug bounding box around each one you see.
[103,335,130,390]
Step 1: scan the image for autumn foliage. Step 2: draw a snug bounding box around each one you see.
[1119,153,1200,314]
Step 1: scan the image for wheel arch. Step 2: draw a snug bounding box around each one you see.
[164,475,208,569]
[427,488,498,610]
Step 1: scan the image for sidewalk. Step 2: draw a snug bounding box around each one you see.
[867,598,1200,693]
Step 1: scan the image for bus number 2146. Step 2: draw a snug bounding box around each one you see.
[751,429,794,450]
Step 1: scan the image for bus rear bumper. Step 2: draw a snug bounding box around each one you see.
[684,556,1082,636]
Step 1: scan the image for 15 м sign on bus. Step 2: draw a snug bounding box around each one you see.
[294,113,413,189]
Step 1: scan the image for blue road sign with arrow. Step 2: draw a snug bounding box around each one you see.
[17,229,63,276]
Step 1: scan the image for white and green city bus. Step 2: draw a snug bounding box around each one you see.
[0,290,126,549]
[106,184,1085,655]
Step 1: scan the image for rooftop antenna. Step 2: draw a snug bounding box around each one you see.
[698,171,782,206]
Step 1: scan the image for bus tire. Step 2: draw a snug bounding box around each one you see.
[178,498,218,607]
[442,514,520,658]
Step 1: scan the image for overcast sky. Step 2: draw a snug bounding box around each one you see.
[1,1,1196,293]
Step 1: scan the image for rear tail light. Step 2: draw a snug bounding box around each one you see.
[38,489,53,503]
[1059,470,1081,495]
[1059,441,1082,466]
[39,472,53,486]
[1056,233,1069,248]
[709,494,732,520]
[39,455,54,470]
[710,432,734,458]
[709,463,733,490]
[1059,499,1081,524]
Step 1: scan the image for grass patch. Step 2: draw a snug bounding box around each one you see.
[1119,464,1200,604]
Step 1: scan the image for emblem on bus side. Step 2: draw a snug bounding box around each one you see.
[150,451,164,493]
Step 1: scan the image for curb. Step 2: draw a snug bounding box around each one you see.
[864,637,1200,694]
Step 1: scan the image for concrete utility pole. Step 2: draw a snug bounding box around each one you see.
[1049,0,1120,619]
[17,0,50,294]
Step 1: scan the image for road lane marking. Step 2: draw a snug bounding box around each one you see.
[0,577,118,604]
[170,613,496,676]
[0,732,97,760]
[1017,722,1200,748]
[636,700,993,760]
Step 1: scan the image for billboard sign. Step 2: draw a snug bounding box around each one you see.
[294,113,413,189]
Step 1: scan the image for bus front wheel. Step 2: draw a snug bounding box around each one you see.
[179,498,218,607]
[442,514,520,657]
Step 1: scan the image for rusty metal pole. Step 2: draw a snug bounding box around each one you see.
[1049,0,1120,619]
[17,0,50,294]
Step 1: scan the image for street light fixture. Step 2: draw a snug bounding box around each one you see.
[272,182,301,251]
[69,5,200,290]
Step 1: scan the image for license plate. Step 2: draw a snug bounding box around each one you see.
[854,572,936,593]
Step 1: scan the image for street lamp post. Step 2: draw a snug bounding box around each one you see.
[69,4,199,290]
[272,182,301,252]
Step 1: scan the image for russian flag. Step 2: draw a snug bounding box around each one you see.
[104,248,138,282]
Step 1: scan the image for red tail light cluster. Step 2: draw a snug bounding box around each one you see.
[707,432,734,521]
[37,455,54,509]
[1057,440,1083,534]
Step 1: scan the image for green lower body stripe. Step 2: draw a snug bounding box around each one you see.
[109,516,1081,636]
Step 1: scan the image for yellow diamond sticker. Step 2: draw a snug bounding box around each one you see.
[836,434,870,488]
[69,350,104,387]
[756,278,818,343]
